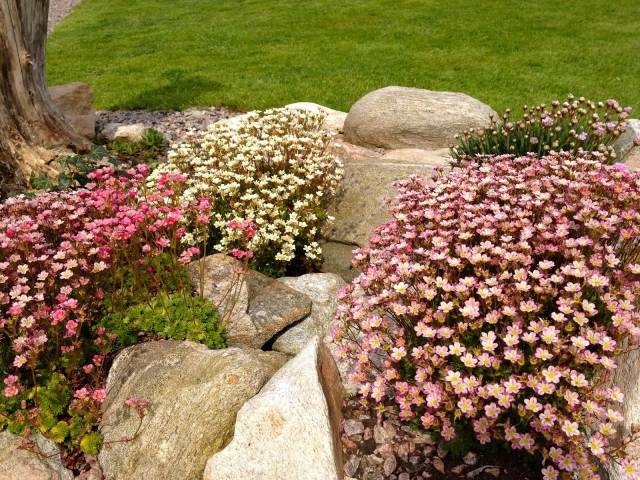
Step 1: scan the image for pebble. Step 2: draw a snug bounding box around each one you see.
[383,454,397,476]
[344,419,365,436]
[452,464,466,474]
[344,455,361,477]
[463,451,478,466]
[432,457,445,474]
[486,467,501,478]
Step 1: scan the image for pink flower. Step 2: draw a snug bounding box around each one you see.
[196,214,210,225]
[74,387,90,400]
[91,388,107,403]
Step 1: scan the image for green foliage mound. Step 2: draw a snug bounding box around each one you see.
[100,293,225,350]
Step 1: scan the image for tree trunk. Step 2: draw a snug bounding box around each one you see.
[0,0,90,197]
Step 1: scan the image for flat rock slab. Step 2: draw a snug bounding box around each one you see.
[190,254,311,348]
[326,138,450,247]
[320,241,361,282]
[343,86,495,150]
[0,431,73,480]
[204,337,344,480]
[273,273,346,355]
[99,340,287,480]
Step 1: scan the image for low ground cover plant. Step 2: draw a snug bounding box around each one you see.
[332,153,640,479]
[109,128,167,163]
[0,164,222,454]
[451,96,631,163]
[151,108,343,276]
[100,292,224,350]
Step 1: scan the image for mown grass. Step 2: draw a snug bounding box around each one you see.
[47,0,640,113]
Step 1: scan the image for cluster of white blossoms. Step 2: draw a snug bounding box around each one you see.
[150,108,344,270]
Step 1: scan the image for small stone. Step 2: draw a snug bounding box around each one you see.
[432,457,445,474]
[364,427,373,440]
[452,464,466,474]
[421,472,432,478]
[463,452,477,466]
[398,474,410,480]
[409,456,420,465]
[436,443,448,459]
[376,443,394,456]
[383,420,397,438]
[344,419,365,437]
[467,466,500,478]
[485,467,500,478]
[397,442,410,461]
[344,455,361,477]
[374,422,395,444]
[341,436,358,451]
[101,122,147,143]
[383,455,397,476]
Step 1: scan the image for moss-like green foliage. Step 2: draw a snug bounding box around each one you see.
[100,293,224,350]
[79,432,103,455]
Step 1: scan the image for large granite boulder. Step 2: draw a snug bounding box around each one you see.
[98,340,287,480]
[272,273,346,354]
[343,86,495,150]
[49,82,95,139]
[204,337,343,480]
[189,254,311,348]
[0,431,73,480]
[325,137,450,247]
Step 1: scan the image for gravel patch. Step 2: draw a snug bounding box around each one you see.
[49,0,83,33]
[96,107,241,143]
[342,399,541,480]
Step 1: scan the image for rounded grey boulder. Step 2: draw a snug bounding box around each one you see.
[343,86,495,150]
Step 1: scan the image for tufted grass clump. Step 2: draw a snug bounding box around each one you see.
[451,95,632,164]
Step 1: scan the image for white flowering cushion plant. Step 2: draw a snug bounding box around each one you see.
[150,108,344,275]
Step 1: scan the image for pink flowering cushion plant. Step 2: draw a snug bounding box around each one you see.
[0,165,200,451]
[332,153,640,479]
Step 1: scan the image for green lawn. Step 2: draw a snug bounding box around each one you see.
[47,0,640,114]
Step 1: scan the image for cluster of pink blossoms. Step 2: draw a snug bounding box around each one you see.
[0,165,198,426]
[332,154,640,479]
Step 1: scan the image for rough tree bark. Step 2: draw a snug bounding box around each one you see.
[0,0,89,197]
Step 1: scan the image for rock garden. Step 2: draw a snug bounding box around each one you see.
[1,79,640,480]
[0,6,638,479]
